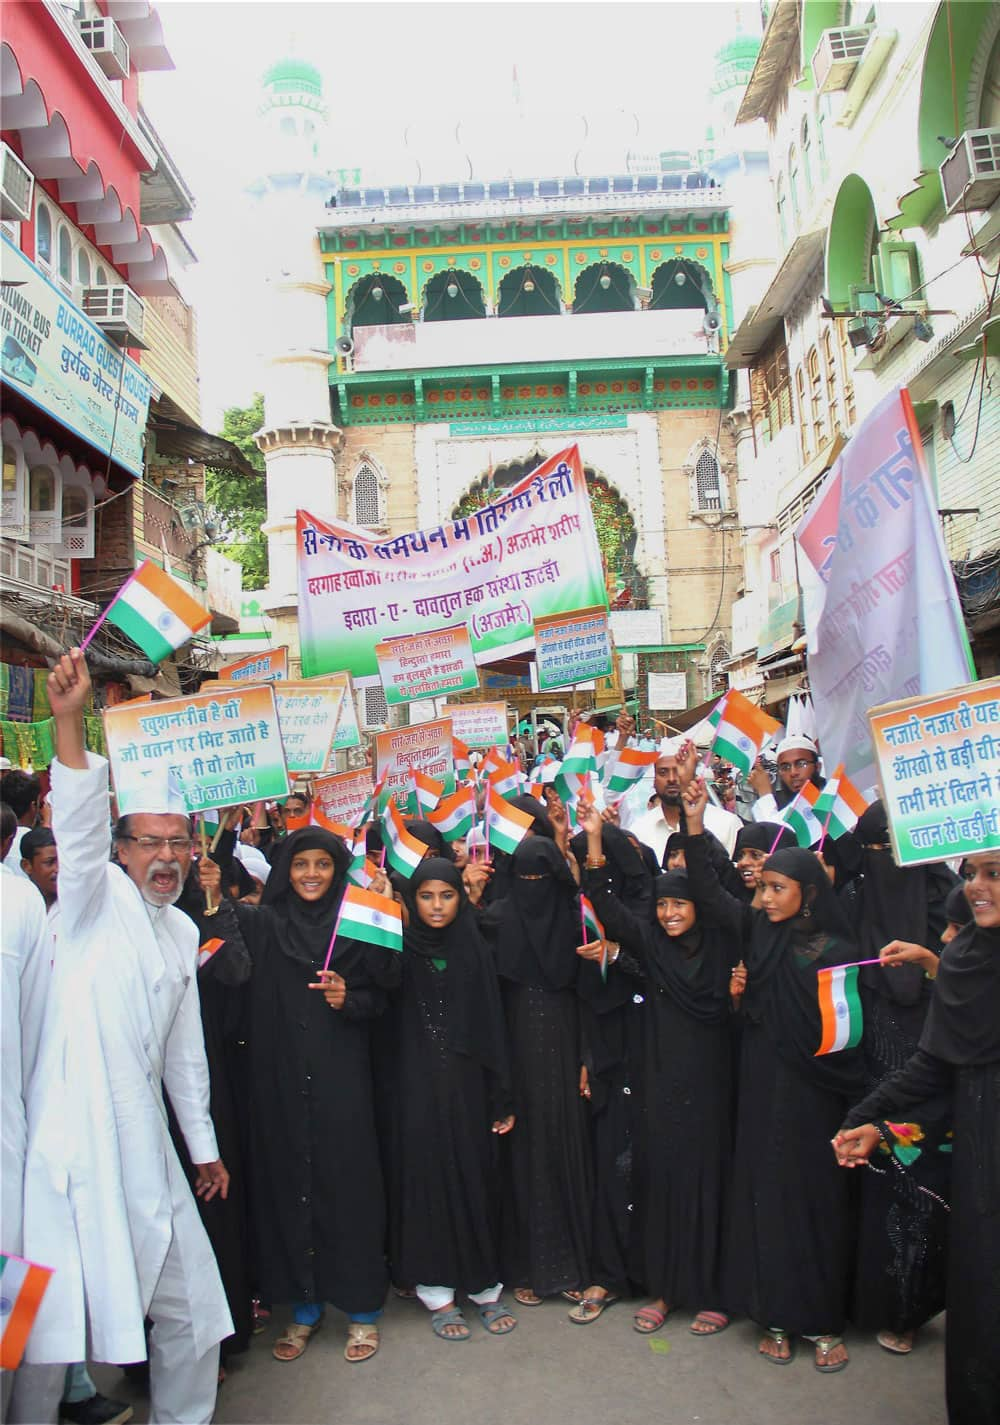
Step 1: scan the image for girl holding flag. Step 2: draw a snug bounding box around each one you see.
[386,858,517,1341]
[682,777,864,1374]
[209,828,399,1366]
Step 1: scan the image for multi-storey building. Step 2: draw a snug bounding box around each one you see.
[1,0,250,764]
[723,0,1000,705]
[249,41,772,731]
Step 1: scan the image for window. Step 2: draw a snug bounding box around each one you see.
[2,443,18,498]
[751,334,792,443]
[821,329,839,430]
[36,204,52,266]
[352,462,381,526]
[363,685,388,729]
[800,117,813,197]
[695,450,722,510]
[806,346,827,450]
[30,465,55,513]
[836,319,857,426]
[796,365,810,460]
[770,548,782,584]
[57,225,72,287]
[96,265,109,286]
[775,175,788,248]
[709,643,729,694]
[29,462,62,543]
[77,248,91,290]
[788,147,800,228]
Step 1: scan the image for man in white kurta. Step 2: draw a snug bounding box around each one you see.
[14,650,232,1425]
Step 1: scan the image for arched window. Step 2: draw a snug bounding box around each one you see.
[30,465,56,513]
[57,225,72,287]
[821,328,839,430]
[788,147,800,228]
[695,449,723,510]
[807,346,827,450]
[836,319,857,427]
[77,248,91,290]
[800,117,813,197]
[35,204,52,266]
[352,461,381,526]
[2,443,19,499]
[815,103,829,182]
[796,366,810,460]
[96,265,109,286]
[775,175,788,248]
[709,642,730,694]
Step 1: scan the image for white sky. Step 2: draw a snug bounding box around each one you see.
[140,0,758,428]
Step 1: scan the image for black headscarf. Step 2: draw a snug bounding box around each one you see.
[663,831,687,864]
[943,882,973,930]
[644,871,731,1023]
[404,820,454,860]
[735,822,797,855]
[570,821,655,921]
[507,794,556,839]
[400,858,509,1080]
[920,919,1000,1067]
[848,799,957,1005]
[488,837,580,990]
[261,827,350,968]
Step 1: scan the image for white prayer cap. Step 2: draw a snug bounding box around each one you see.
[127,765,189,817]
[235,842,271,883]
[0,755,11,769]
[657,736,682,758]
[776,734,819,759]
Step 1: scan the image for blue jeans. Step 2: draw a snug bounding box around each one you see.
[292,1302,382,1326]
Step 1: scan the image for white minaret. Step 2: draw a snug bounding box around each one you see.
[247,57,342,650]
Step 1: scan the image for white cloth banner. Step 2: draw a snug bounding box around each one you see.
[795,386,973,790]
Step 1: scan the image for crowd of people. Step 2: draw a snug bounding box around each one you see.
[2,648,998,1425]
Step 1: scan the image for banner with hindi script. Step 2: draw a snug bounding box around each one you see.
[217,647,289,682]
[104,684,289,814]
[375,717,455,809]
[376,623,479,704]
[440,700,509,748]
[274,681,345,773]
[869,677,1000,866]
[534,606,612,691]
[795,387,974,791]
[313,767,374,829]
[296,445,607,682]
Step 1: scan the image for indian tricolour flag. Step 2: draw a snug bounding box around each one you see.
[812,764,869,842]
[580,894,609,979]
[0,1253,54,1370]
[428,784,476,841]
[103,560,212,663]
[347,828,376,887]
[408,770,444,816]
[707,690,782,777]
[197,937,224,970]
[778,781,824,847]
[603,745,658,797]
[452,737,474,782]
[353,774,388,831]
[382,799,427,879]
[336,884,403,953]
[485,786,535,855]
[558,725,600,800]
[815,963,863,1055]
[311,804,354,840]
[487,760,522,801]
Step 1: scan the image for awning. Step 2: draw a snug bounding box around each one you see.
[148,396,257,477]
[725,230,826,369]
[757,595,803,661]
[761,672,807,707]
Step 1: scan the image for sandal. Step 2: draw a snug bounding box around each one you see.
[877,1330,914,1355]
[273,1318,322,1362]
[690,1311,730,1336]
[813,1335,848,1373]
[513,1287,543,1306]
[633,1304,670,1335]
[569,1293,620,1324]
[344,1322,380,1362]
[430,1307,470,1342]
[759,1328,793,1365]
[560,1289,583,1303]
[477,1302,517,1335]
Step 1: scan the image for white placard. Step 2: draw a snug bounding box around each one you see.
[647,671,688,710]
[610,609,663,648]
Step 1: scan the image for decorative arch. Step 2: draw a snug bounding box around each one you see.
[345,272,408,333]
[825,172,878,309]
[573,261,634,314]
[451,453,647,605]
[707,637,730,695]
[649,259,714,312]
[423,269,486,321]
[683,436,731,514]
[497,264,562,317]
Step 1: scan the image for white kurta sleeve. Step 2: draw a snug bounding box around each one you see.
[162,957,219,1166]
[49,753,113,942]
[751,792,779,823]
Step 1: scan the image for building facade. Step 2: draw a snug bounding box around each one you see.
[723,0,1000,708]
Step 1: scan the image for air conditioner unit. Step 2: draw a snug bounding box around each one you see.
[940,129,1000,216]
[82,284,145,344]
[1,142,34,223]
[78,16,130,80]
[811,26,871,92]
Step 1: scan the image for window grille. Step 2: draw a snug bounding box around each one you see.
[709,643,729,692]
[695,450,723,510]
[353,463,381,526]
[363,685,388,728]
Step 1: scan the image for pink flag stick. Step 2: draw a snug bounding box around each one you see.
[579,898,588,945]
[320,900,347,975]
[78,566,139,653]
[768,797,797,855]
[834,957,885,969]
[817,805,836,857]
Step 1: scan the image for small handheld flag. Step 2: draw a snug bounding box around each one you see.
[82,560,211,662]
[707,690,782,778]
[381,798,427,879]
[0,1253,54,1370]
[777,781,824,848]
[813,764,869,848]
[409,770,444,816]
[580,893,608,980]
[321,883,403,973]
[486,760,522,802]
[602,745,658,797]
[197,937,225,970]
[484,786,535,855]
[428,784,476,841]
[815,963,863,1055]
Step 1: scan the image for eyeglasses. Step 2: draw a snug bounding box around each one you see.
[120,835,193,853]
[777,758,816,773]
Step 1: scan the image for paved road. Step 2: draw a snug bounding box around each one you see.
[94,1295,948,1425]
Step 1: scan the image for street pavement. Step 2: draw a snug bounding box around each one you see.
[93,1294,948,1425]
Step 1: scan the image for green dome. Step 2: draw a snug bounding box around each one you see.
[711,32,760,93]
[262,57,323,97]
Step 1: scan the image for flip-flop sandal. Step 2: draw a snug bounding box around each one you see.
[273,1318,322,1362]
[569,1294,620,1324]
[633,1305,670,1335]
[690,1311,730,1336]
[514,1287,543,1306]
[477,1302,517,1335]
[813,1336,848,1373]
[877,1330,913,1355]
[560,1290,583,1303]
[759,1329,793,1365]
[430,1307,470,1341]
[345,1322,380,1362]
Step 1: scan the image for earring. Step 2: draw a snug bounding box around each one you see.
[801,904,812,920]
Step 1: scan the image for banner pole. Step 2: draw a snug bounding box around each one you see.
[199,815,215,912]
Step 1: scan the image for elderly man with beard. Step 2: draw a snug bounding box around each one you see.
[10,649,233,1425]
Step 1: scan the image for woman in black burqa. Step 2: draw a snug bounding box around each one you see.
[576,802,734,1337]
[478,835,592,1304]
[839,800,956,1352]
[212,827,399,1365]
[682,778,864,1373]
[835,852,1000,1425]
[387,858,517,1340]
